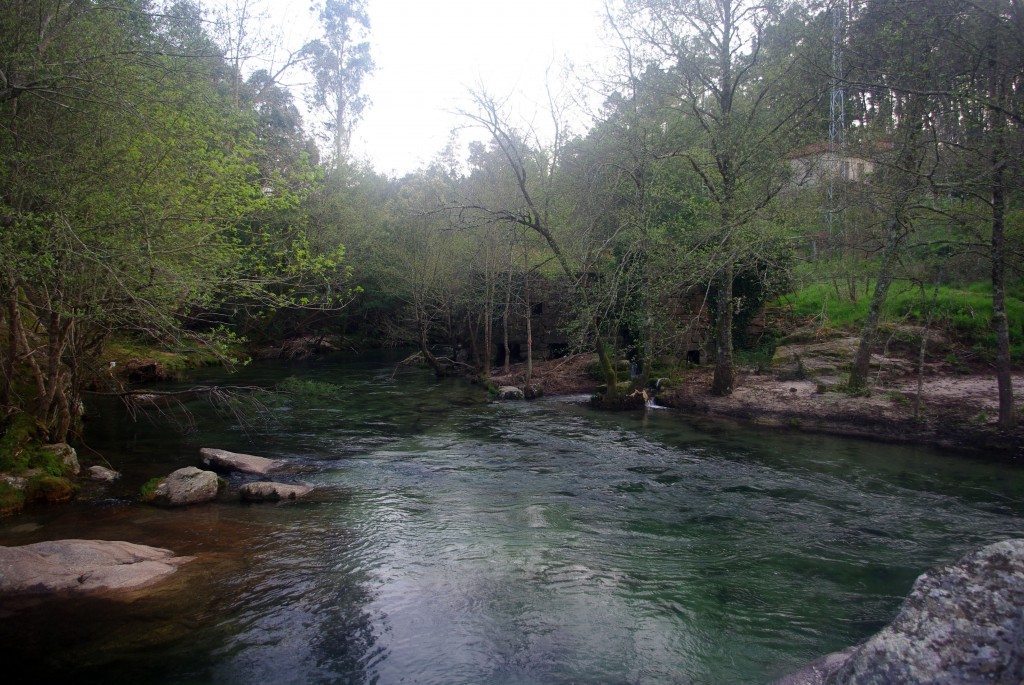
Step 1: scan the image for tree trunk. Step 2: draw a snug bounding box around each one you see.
[849,225,903,390]
[502,265,512,374]
[991,148,1015,429]
[2,282,20,409]
[596,334,618,398]
[914,273,941,421]
[524,281,533,388]
[416,312,445,377]
[711,263,735,396]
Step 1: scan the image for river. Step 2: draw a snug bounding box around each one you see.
[2,352,1023,684]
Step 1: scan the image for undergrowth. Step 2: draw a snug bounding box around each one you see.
[776,280,1024,359]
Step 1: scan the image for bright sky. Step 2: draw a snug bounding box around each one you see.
[262,0,616,175]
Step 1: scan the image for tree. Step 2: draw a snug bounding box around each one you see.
[840,0,1023,414]
[0,0,351,440]
[926,0,1022,429]
[614,0,822,395]
[302,0,374,166]
[460,90,629,400]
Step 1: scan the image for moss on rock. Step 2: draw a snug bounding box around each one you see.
[25,475,77,504]
[0,480,26,516]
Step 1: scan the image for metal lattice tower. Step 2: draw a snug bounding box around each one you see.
[826,1,846,239]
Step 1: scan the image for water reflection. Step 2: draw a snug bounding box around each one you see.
[1,352,1023,684]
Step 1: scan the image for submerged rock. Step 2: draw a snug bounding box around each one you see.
[145,467,221,506]
[239,481,313,502]
[200,447,281,475]
[774,539,1024,685]
[0,539,193,595]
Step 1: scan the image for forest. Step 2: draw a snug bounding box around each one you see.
[1,0,1022,448]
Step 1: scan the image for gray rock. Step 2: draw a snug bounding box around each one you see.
[776,539,1024,685]
[150,467,221,506]
[200,447,281,475]
[0,539,193,595]
[771,649,858,685]
[496,386,524,400]
[239,481,313,502]
[88,465,121,482]
[829,539,1024,684]
[41,443,79,476]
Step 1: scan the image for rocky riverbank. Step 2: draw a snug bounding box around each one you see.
[489,337,1024,461]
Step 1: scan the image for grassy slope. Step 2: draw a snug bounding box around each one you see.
[775,280,1024,359]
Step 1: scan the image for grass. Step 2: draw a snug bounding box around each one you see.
[776,280,1024,359]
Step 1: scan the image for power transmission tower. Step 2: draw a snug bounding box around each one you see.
[826,1,846,241]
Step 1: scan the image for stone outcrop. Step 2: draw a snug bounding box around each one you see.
[774,539,1024,685]
[239,481,313,502]
[146,467,221,506]
[88,465,121,482]
[200,447,281,475]
[0,539,192,595]
[496,386,524,400]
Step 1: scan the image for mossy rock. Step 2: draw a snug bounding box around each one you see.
[0,481,26,516]
[25,475,77,504]
[0,414,72,476]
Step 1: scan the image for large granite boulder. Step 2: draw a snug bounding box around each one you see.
[774,539,1024,685]
[0,539,193,595]
[239,481,313,502]
[200,447,281,475]
[496,386,524,400]
[145,467,221,506]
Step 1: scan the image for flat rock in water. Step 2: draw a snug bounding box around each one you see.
[0,539,193,595]
[239,481,313,502]
[200,448,281,475]
[773,539,1024,685]
[150,467,221,506]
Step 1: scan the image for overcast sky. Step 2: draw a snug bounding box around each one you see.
[262,0,616,175]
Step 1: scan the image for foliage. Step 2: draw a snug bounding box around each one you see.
[275,376,347,401]
[139,476,164,503]
[779,281,1024,357]
[0,0,358,440]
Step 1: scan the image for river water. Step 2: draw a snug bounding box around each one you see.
[2,352,1023,684]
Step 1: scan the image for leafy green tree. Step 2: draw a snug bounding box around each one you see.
[0,0,352,439]
[614,0,822,395]
[302,0,374,165]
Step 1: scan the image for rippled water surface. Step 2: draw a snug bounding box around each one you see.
[2,352,1024,684]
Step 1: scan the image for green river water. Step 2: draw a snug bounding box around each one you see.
[1,351,1023,684]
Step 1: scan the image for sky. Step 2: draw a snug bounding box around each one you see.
[262,0,617,175]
